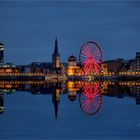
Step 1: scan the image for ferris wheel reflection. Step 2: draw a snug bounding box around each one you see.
[79,82,103,116]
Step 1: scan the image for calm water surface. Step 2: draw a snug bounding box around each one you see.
[0,81,140,140]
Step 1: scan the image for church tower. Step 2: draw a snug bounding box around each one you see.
[52,38,61,69]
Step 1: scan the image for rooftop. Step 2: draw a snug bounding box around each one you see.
[69,55,76,59]
[0,63,16,68]
[68,55,76,61]
[0,42,4,46]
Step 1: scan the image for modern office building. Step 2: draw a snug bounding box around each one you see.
[0,42,4,63]
[135,52,140,71]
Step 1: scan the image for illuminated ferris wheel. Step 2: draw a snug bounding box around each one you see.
[79,82,102,116]
[79,41,102,75]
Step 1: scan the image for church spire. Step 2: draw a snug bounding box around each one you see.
[53,100,58,119]
[52,37,61,69]
[54,37,59,56]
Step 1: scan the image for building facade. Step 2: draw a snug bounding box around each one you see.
[0,63,21,73]
[67,55,83,76]
[135,52,140,71]
[0,42,4,63]
[102,59,124,75]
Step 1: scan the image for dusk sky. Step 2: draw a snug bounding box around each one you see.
[0,0,140,64]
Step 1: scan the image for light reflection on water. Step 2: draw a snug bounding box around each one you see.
[0,81,140,139]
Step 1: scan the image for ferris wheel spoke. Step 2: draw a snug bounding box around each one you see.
[81,54,89,59]
[84,59,90,64]
[83,93,90,98]
[84,87,90,95]
[93,52,102,59]
[79,41,102,75]
[94,51,102,56]
[96,95,102,100]
[95,100,102,106]
[94,61,101,67]
[95,99,102,106]
[94,84,99,91]
[94,56,102,62]
[85,87,92,96]
[93,50,100,56]
[85,43,92,52]
[81,98,91,105]
[81,51,90,57]
[95,63,100,70]
[94,100,101,107]
[94,57,102,63]
[81,56,91,63]
[95,87,101,94]
[93,84,100,94]
[82,101,91,110]
[87,106,93,113]
[86,44,93,56]
[81,98,88,103]
[83,45,91,55]
[81,100,89,107]
[82,58,89,64]
[95,89,101,95]
[94,54,102,60]
[93,65,98,73]
[94,105,100,112]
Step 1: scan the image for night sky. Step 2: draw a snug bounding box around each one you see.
[0,0,140,64]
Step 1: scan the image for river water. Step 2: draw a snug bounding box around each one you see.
[0,81,140,140]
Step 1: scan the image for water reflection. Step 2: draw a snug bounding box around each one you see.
[0,81,140,117]
[79,82,102,116]
[0,94,4,114]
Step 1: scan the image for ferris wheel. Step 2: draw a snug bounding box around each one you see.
[79,82,102,116]
[79,41,102,75]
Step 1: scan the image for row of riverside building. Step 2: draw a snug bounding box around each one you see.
[0,40,140,77]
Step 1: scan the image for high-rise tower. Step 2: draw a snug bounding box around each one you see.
[0,42,4,63]
[52,38,61,69]
[136,52,140,71]
[0,94,4,114]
